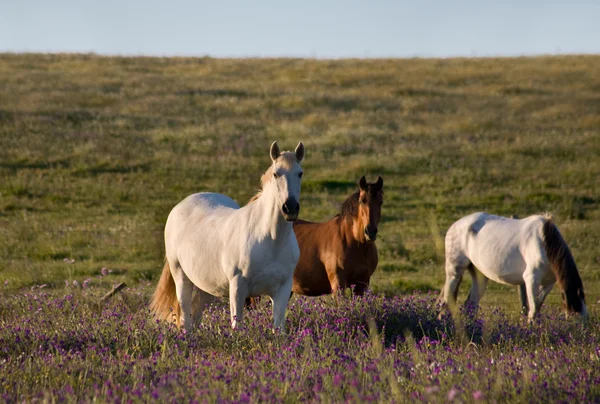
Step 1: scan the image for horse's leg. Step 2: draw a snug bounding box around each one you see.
[518,284,528,316]
[171,265,194,331]
[537,282,555,309]
[191,287,215,325]
[465,264,487,314]
[229,275,248,330]
[353,279,369,296]
[440,260,469,307]
[441,226,470,306]
[244,297,259,310]
[270,278,293,332]
[326,264,345,299]
[523,265,543,321]
[454,276,463,302]
[438,260,468,320]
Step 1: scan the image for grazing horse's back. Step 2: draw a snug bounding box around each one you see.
[446,213,546,286]
[441,212,587,320]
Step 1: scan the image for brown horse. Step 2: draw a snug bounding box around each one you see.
[291,176,383,297]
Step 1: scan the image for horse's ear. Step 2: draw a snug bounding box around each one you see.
[359,176,367,191]
[295,142,304,163]
[270,141,280,162]
[374,176,383,190]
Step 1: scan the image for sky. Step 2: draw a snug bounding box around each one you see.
[1,0,599,58]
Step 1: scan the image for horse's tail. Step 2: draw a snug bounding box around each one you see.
[541,217,585,309]
[150,259,181,327]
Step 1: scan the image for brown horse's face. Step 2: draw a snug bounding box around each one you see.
[357,176,383,242]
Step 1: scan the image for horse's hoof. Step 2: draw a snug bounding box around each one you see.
[272,327,287,335]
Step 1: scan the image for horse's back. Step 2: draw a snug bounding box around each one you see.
[448,212,494,234]
[173,192,239,217]
[448,212,544,242]
[165,193,238,257]
[448,212,549,284]
[164,193,243,296]
[167,192,238,228]
[466,213,546,242]
[445,212,488,260]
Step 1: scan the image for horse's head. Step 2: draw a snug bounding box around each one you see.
[562,286,588,318]
[357,176,383,242]
[269,141,304,221]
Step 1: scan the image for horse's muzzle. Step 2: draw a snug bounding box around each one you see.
[364,225,377,242]
[282,200,300,222]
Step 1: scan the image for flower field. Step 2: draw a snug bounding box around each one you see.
[1,53,600,402]
[1,285,599,402]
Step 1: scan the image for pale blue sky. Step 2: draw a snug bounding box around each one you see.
[1,0,599,58]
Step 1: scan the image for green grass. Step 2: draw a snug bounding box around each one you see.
[1,53,599,313]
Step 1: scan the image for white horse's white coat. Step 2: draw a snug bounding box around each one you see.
[164,142,304,331]
[440,212,587,319]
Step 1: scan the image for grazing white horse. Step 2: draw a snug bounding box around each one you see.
[440,212,587,320]
[151,141,305,331]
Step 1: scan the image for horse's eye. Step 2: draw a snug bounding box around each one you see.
[298,172,303,178]
[273,173,278,179]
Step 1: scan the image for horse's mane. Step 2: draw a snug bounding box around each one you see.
[336,183,384,221]
[247,152,298,204]
[542,217,585,311]
[336,191,360,220]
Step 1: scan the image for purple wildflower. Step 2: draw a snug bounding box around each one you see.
[447,387,458,401]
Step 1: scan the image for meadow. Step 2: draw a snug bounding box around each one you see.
[1,53,600,402]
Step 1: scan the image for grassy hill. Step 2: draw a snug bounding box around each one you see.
[1,53,599,312]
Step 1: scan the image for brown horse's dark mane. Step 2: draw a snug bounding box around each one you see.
[337,191,360,220]
[336,186,383,222]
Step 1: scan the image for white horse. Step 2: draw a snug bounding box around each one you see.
[440,212,587,320]
[151,141,304,331]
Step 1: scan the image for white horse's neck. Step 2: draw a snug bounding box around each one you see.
[248,182,293,242]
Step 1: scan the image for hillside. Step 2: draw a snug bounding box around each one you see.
[1,53,599,311]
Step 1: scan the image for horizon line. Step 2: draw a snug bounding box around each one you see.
[2,49,600,61]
